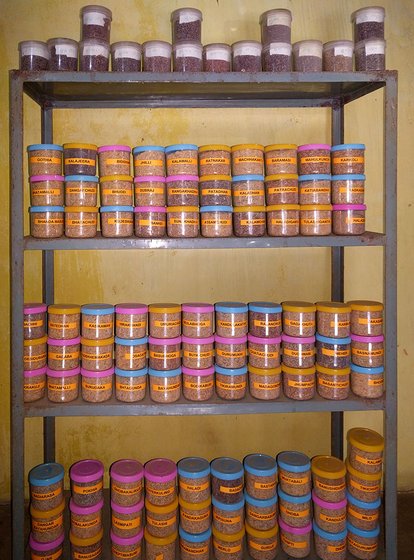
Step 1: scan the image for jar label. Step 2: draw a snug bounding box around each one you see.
[279,473,309,485]
[219,483,243,494]
[81,352,112,361]
[72,516,100,529]
[301,186,330,194]
[102,188,132,195]
[152,382,181,392]
[67,217,97,226]
[249,540,277,552]
[240,218,266,226]
[138,219,165,227]
[155,554,164,560]
[124,350,147,360]
[66,186,97,194]
[350,479,380,493]
[32,188,62,196]
[254,480,276,490]
[30,156,61,164]
[320,512,346,523]
[200,157,230,166]
[352,347,384,357]
[112,481,142,495]
[135,187,164,195]
[180,480,210,493]
[150,350,180,359]
[48,351,80,361]
[266,156,296,165]
[252,381,281,390]
[249,348,279,359]
[73,547,102,560]
[135,159,164,168]
[116,320,146,329]
[24,319,44,328]
[83,321,112,330]
[248,509,276,521]
[318,378,349,389]
[104,158,130,166]
[213,512,241,524]
[301,217,331,225]
[153,319,181,328]
[348,537,378,553]
[146,486,175,497]
[322,348,350,357]
[111,545,141,559]
[233,189,265,197]
[280,534,307,549]
[201,188,231,196]
[82,381,112,391]
[169,158,198,165]
[116,381,146,392]
[300,156,330,164]
[216,381,246,391]
[347,506,379,522]
[112,514,141,530]
[287,380,315,388]
[216,320,247,329]
[368,378,384,386]
[355,455,383,466]
[48,381,78,392]
[253,319,281,328]
[234,156,263,164]
[32,513,63,532]
[280,504,310,518]
[147,515,176,528]
[268,186,297,194]
[49,321,77,330]
[284,319,315,328]
[216,348,246,358]
[24,381,46,392]
[271,218,299,225]
[168,187,198,195]
[183,319,211,328]
[329,319,350,328]
[34,218,64,225]
[315,480,345,492]
[202,218,232,226]
[183,350,214,359]
[169,217,198,225]
[24,353,46,363]
[339,186,364,193]
[32,487,62,501]
[184,380,214,390]
[346,217,365,225]
[214,542,241,554]
[283,348,314,357]
[327,543,346,553]
[180,543,209,555]
[107,217,133,225]
[333,156,364,164]
[65,158,95,167]
[32,550,62,560]
[358,317,383,325]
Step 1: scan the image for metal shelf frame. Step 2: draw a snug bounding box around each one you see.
[9,71,398,559]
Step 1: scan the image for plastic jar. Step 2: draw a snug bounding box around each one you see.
[98,146,131,176]
[29,462,64,511]
[112,499,144,538]
[215,302,248,337]
[166,175,199,206]
[47,366,80,402]
[29,206,64,239]
[81,337,113,370]
[29,175,64,207]
[70,459,104,507]
[313,522,347,560]
[351,334,384,367]
[260,8,292,44]
[48,304,80,339]
[331,174,365,205]
[133,146,166,177]
[282,334,315,368]
[355,39,386,71]
[65,206,98,238]
[198,145,231,176]
[215,335,247,369]
[347,427,384,474]
[134,206,166,238]
[19,40,49,70]
[144,458,177,506]
[115,303,147,339]
[178,457,211,503]
[80,4,112,41]
[149,303,181,339]
[179,526,211,560]
[248,365,281,400]
[182,303,214,338]
[316,364,350,400]
[63,143,97,176]
[82,303,114,340]
[203,43,232,72]
[134,177,166,208]
[211,457,244,504]
[212,496,244,535]
[348,300,383,336]
[265,175,298,205]
[248,334,281,369]
[248,302,281,338]
[24,303,47,340]
[331,144,365,175]
[178,496,210,535]
[298,144,330,176]
[265,146,297,176]
[144,528,177,560]
[111,459,144,507]
[111,529,143,560]
[171,7,203,43]
[115,366,147,402]
[100,175,133,206]
[24,367,46,402]
[346,461,382,503]
[244,454,277,500]
[351,364,384,399]
[79,38,110,70]
[27,144,63,176]
[316,302,351,338]
[245,522,278,560]
[149,367,181,403]
[312,491,347,533]
[165,144,198,176]
[347,523,380,560]
[282,301,316,337]
[30,501,64,543]
[212,526,245,560]
[346,492,381,532]
[182,338,214,369]
[323,40,354,72]
[298,174,331,205]
[231,144,264,176]
[65,175,98,207]
[293,40,323,72]
[115,336,147,370]
[245,491,278,531]
[316,334,351,369]
[24,336,47,371]
[215,365,247,400]
[333,204,366,235]
[278,518,312,558]
[69,529,103,560]
[300,204,333,235]
[29,533,64,560]
[277,451,311,497]
[148,336,181,370]
[111,41,142,72]
[81,366,113,402]
[70,498,103,539]
[232,175,265,207]
[278,487,311,528]
[166,206,199,237]
[263,42,292,71]
[311,455,347,502]
[47,37,78,71]
[173,41,203,72]
[351,6,385,42]
[232,41,262,72]
[233,206,266,237]
[100,205,134,237]
[200,205,233,237]
[142,40,172,72]
[199,175,232,206]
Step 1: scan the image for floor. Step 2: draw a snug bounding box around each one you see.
[1,493,413,558]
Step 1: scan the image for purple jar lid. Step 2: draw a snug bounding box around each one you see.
[134,176,166,183]
[278,517,312,535]
[24,366,47,377]
[47,336,81,346]
[182,335,215,344]
[29,175,64,183]
[144,458,177,483]
[111,528,144,546]
[148,336,182,345]
[115,303,148,314]
[166,175,199,182]
[111,498,144,514]
[69,497,104,515]
[333,204,367,211]
[24,303,47,314]
[81,366,115,378]
[98,145,131,153]
[298,144,331,152]
[282,333,316,344]
[133,206,167,213]
[110,459,144,483]
[312,490,347,509]
[29,531,64,551]
[182,365,215,376]
[182,303,214,313]
[248,334,282,344]
[351,334,384,343]
[70,459,104,483]
[215,334,247,344]
[47,365,81,377]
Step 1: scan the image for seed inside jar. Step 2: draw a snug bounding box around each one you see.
[248,302,282,338]
[82,304,114,340]
[24,368,46,403]
[245,521,279,560]
[115,366,148,403]
[260,9,292,43]
[215,302,248,337]
[352,6,385,42]
[323,40,354,72]
[144,458,177,506]
[30,175,64,207]
[265,174,298,205]
[200,206,233,238]
[282,301,316,337]
[30,206,64,239]
[47,366,80,403]
[24,336,47,371]
[199,175,232,206]
[232,41,262,72]
[211,457,244,504]
[277,451,311,497]
[111,498,144,538]
[300,205,332,236]
[149,336,181,371]
[180,526,211,560]
[111,40,141,72]
[134,176,166,207]
[115,336,147,371]
[346,459,382,503]
[178,457,211,503]
[198,145,231,176]
[266,205,300,237]
[81,337,114,371]
[182,337,214,370]
[348,300,384,336]
[232,175,265,207]
[347,523,380,560]
[149,304,181,339]
[166,175,199,206]
[244,453,277,500]
[215,365,247,401]
[171,7,203,43]
[70,529,104,560]
[182,303,214,338]
[65,206,98,238]
[316,302,351,338]
[81,366,114,402]
[70,459,104,507]
[29,462,65,512]
[347,492,381,532]
[133,146,166,177]
[351,364,384,399]
[100,175,133,206]
[165,144,198,176]
[65,175,98,207]
[263,42,292,72]
[63,143,97,176]
[233,206,266,237]
[48,304,80,339]
[24,303,47,340]
[248,334,281,369]
[70,497,104,539]
[298,174,331,206]
[333,204,366,235]
[332,174,365,205]
[144,528,177,560]
[316,364,350,400]
[19,40,49,70]
[134,206,167,238]
[47,336,80,370]
[313,521,347,560]
[248,365,282,401]
[27,144,63,176]
[293,40,323,72]
[166,206,199,238]
[179,496,211,534]
[100,205,134,238]
[110,458,144,507]
[173,41,203,72]
[245,492,278,532]
[149,367,182,403]
[98,145,131,176]
[312,490,347,533]
[212,496,245,535]
[316,333,351,369]
[142,40,172,72]
[278,517,312,558]
[355,38,386,71]
[115,303,148,339]
[278,487,312,528]
[203,43,231,72]
[231,144,264,176]
[347,427,384,474]
[111,528,144,560]
[79,38,110,70]
[212,526,245,560]
[215,334,247,369]
[30,501,65,543]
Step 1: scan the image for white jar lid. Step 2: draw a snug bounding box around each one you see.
[293,40,323,58]
[171,7,203,23]
[232,40,262,57]
[351,6,385,24]
[260,8,292,27]
[19,40,49,58]
[204,43,231,62]
[143,40,172,59]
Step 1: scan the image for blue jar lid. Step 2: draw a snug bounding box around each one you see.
[133,145,165,154]
[215,302,248,313]
[179,526,212,542]
[298,174,332,181]
[232,175,264,182]
[350,363,384,375]
[29,462,64,486]
[346,491,381,510]
[347,522,380,538]
[65,175,99,182]
[27,143,63,151]
[100,206,134,212]
[277,451,310,473]
[178,457,210,479]
[331,144,365,152]
[332,174,365,181]
[278,486,311,504]
[316,333,351,345]
[81,303,114,315]
[29,206,64,212]
[244,454,277,477]
[115,366,148,377]
[313,520,347,540]
[211,457,243,480]
[248,302,282,314]
[115,336,148,346]
[215,365,248,376]
[244,490,278,508]
[165,144,198,153]
[212,496,245,510]
[200,206,233,213]
[148,367,182,378]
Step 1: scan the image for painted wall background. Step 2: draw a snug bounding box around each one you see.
[0,0,413,499]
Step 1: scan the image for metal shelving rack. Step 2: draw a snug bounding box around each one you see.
[10,70,397,559]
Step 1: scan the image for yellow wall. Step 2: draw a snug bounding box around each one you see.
[1,0,413,499]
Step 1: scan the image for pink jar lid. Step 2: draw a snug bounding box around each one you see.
[182,335,215,344]
[333,204,367,211]
[29,532,64,551]
[81,366,115,378]
[351,334,384,343]
[111,528,144,546]
[70,459,104,483]
[115,303,148,314]
[298,144,331,152]
[248,334,282,344]
[182,365,215,376]
[282,334,316,344]
[29,175,64,183]
[24,303,47,314]
[278,517,312,535]
[111,498,144,515]
[166,175,199,182]
[110,459,144,483]
[312,490,347,509]
[69,497,104,515]
[215,334,248,344]
[47,336,81,346]
[148,336,182,345]
[144,458,177,483]
[24,366,47,377]
[133,206,167,213]
[98,145,131,153]
[182,303,214,313]
[134,176,166,183]
[47,366,81,377]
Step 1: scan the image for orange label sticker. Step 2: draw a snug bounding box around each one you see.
[248,509,276,521]
[346,216,365,224]
[318,378,349,389]
[219,484,243,495]
[279,473,309,485]
[81,352,112,361]
[135,159,164,168]
[112,481,142,496]
[333,156,364,164]
[32,487,62,501]
[252,381,281,390]
[183,319,211,328]
[200,157,230,166]
[66,186,97,194]
[112,515,141,530]
[24,319,44,328]
[30,156,61,164]
[287,380,315,388]
[105,158,130,166]
[116,320,145,329]
[183,350,213,359]
[168,187,198,196]
[48,351,79,361]
[135,187,164,195]
[301,218,331,225]
[138,219,165,227]
[24,353,46,363]
[32,514,63,532]
[180,480,210,492]
[322,348,350,357]
[348,506,379,522]
[216,320,247,329]
[152,382,181,393]
[240,218,266,226]
[348,537,378,553]
[266,156,296,165]
[358,317,383,325]
[329,320,350,328]
[107,217,133,225]
[149,350,180,359]
[111,545,141,559]
[271,218,299,225]
[201,188,231,196]
[65,158,95,166]
[253,319,281,328]
[254,480,276,490]
[73,547,102,560]
[34,218,64,225]
[116,382,146,392]
[268,186,297,194]
[169,158,198,166]
[72,481,102,495]
[32,550,62,560]
[169,217,198,225]
[284,319,315,328]
[82,381,112,392]
[352,347,384,357]
[327,543,346,553]
[233,189,265,197]
[32,188,62,196]
[249,540,277,552]
[201,218,232,226]
[72,517,99,529]
[368,378,384,386]
[181,510,210,523]
[48,321,77,330]
[184,380,214,390]
[213,512,241,524]
[216,381,246,391]
[48,381,78,392]
[315,480,345,492]
[124,350,147,360]
[180,543,209,555]
[213,542,241,554]
[146,486,175,497]
[338,186,364,193]
[83,322,112,331]
[102,188,132,195]
[320,512,346,523]
[66,218,97,226]
[300,156,330,164]
[350,479,380,493]
[281,534,307,549]
[301,186,330,194]
[24,381,46,392]
[280,504,310,518]
[355,455,383,466]
[234,156,263,164]
[249,348,279,359]
[147,515,176,528]
[283,348,314,357]
[153,319,181,328]
[216,348,246,358]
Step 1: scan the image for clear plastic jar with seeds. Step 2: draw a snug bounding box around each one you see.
[70,459,104,507]
[110,459,144,507]
[333,204,366,235]
[29,462,65,511]
[80,337,113,370]
[198,145,231,176]
[282,334,315,368]
[351,363,384,398]
[248,302,282,338]
[171,7,203,43]
[300,204,332,235]
[212,496,245,535]
[346,493,381,532]
[173,41,203,72]
[178,457,211,503]
[24,367,46,402]
[80,4,112,41]
[48,303,80,339]
[298,144,331,175]
[215,302,248,337]
[182,303,214,338]
[148,336,181,370]
[199,175,232,206]
[312,455,346,503]
[47,336,80,370]
[133,146,165,177]
[211,457,244,504]
[81,366,113,402]
[351,6,385,42]
[134,206,167,238]
[245,491,278,531]
[282,364,315,400]
[111,529,143,560]
[19,40,49,70]
[98,145,131,176]
[149,303,181,339]
[203,43,231,72]
[29,206,64,239]
[111,498,144,538]
[115,366,147,403]
[115,336,147,371]
[166,206,199,237]
[245,522,279,560]
[30,501,64,543]
[65,175,99,207]
[115,303,148,339]
[323,40,354,72]
[215,365,247,400]
[180,526,211,560]
[144,528,177,560]
[267,204,300,236]
[347,523,380,560]
[212,526,245,560]
[69,529,104,560]
[182,337,214,369]
[263,42,292,71]
[260,8,292,44]
[312,491,347,533]
[165,144,198,176]
[231,144,264,175]
[331,144,365,175]
[348,300,383,336]
[316,364,350,400]
[200,205,233,237]
[24,303,47,340]
[79,38,110,70]
[215,334,247,369]
[282,301,316,337]
[233,205,266,237]
[100,175,133,206]
[316,302,351,338]
[278,518,312,558]
[82,303,114,340]
[248,365,281,400]
[64,206,98,238]
[134,176,166,207]
[351,334,384,368]
[232,41,262,72]
[100,205,134,237]
[27,144,63,176]
[265,174,298,205]
[265,145,297,175]
[166,175,199,206]
[63,143,97,176]
[29,533,64,560]
[347,427,384,474]
[277,451,311,496]
[30,175,64,207]
[332,174,365,205]
[355,38,386,71]
[244,453,277,500]
[232,175,265,207]
[299,174,331,205]
[24,336,47,371]
[47,366,80,402]
[182,365,215,401]
[111,41,141,72]
[70,497,104,539]
[142,40,172,72]
[248,334,281,369]
[346,460,382,503]
[313,522,347,560]
[293,40,323,72]
[144,458,177,506]
[278,487,312,528]
[149,367,182,403]
[179,496,211,534]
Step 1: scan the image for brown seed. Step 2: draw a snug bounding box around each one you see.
[348,301,383,336]
[215,307,248,338]
[331,145,365,175]
[299,176,331,205]
[278,467,311,497]
[282,302,316,337]
[332,206,366,235]
[178,470,211,504]
[351,370,384,398]
[348,444,383,475]
[24,305,47,340]
[282,335,315,369]
[65,177,98,207]
[332,176,365,205]
[30,506,64,543]
[232,177,265,207]
[213,532,244,560]
[312,473,346,503]
[316,303,351,338]
[298,145,330,175]
[266,206,300,237]
[346,467,381,503]
[167,207,199,238]
[211,470,243,505]
[282,367,315,401]
[48,305,80,340]
[182,305,214,338]
[71,476,103,508]
[245,472,277,501]
[323,41,353,72]
[115,306,148,339]
[300,206,332,236]
[233,207,266,237]
[215,335,247,369]
[30,479,63,512]
[65,207,98,238]
[133,148,166,177]
[63,143,97,176]
[248,369,281,401]
[199,146,231,177]
[347,531,379,560]
[112,506,143,538]
[200,208,233,238]
[355,39,385,71]
[316,369,350,400]
[231,144,264,176]
[47,338,80,370]
[246,531,278,560]
[166,147,198,176]
[145,505,178,538]
[134,176,166,206]
[203,44,231,73]
[149,305,181,339]
[199,176,232,206]
[279,495,311,528]
[182,338,214,369]
[149,373,181,403]
[313,501,346,533]
[71,507,103,539]
[280,526,311,558]
[180,536,210,560]
[134,207,166,238]
[145,537,176,560]
[27,146,62,176]
[316,337,351,369]
[347,501,380,532]
[265,175,298,205]
[115,373,147,403]
[215,372,247,401]
[248,306,282,338]
[179,500,211,534]
[166,176,199,206]
[149,337,181,371]
[248,336,281,369]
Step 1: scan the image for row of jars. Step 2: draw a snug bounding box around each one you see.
[27,143,366,178]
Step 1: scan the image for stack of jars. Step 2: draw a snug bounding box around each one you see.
[331,143,367,235]
[259,8,293,72]
[110,459,145,558]
[178,457,212,559]
[29,462,65,560]
[244,454,279,560]
[277,451,313,557]
[311,456,348,560]
[346,428,383,559]
[349,300,384,398]
[352,6,386,71]
[171,7,203,73]
[264,143,299,236]
[23,303,48,402]
[79,5,113,71]
[69,459,105,558]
